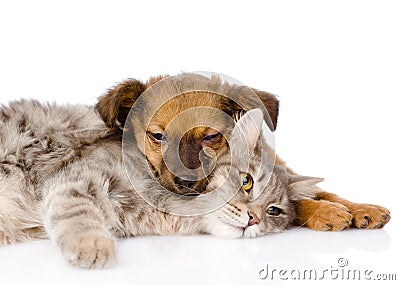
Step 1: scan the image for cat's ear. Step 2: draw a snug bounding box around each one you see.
[231,108,264,151]
[288,175,324,201]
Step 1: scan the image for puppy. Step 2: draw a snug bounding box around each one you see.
[96,73,390,231]
[97,74,279,195]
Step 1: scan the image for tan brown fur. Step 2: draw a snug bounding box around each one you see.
[138,91,231,194]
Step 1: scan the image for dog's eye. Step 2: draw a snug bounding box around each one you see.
[240,173,253,193]
[203,133,221,141]
[149,132,167,143]
[266,206,282,216]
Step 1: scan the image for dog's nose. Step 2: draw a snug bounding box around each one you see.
[174,176,197,189]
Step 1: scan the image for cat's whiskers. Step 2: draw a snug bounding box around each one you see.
[220,206,248,229]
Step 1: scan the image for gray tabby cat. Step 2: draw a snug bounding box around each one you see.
[0,100,319,269]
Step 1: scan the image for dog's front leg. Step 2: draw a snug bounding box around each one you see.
[274,155,390,231]
[315,191,390,229]
[295,192,390,231]
[295,198,353,231]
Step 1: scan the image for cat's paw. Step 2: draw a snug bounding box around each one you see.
[350,203,391,229]
[306,200,353,231]
[63,233,116,269]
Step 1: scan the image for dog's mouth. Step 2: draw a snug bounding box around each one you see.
[146,157,210,196]
[174,177,208,196]
[178,187,201,197]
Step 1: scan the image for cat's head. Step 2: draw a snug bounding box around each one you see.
[204,109,323,238]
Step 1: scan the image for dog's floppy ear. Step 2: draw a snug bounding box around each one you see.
[96,79,146,128]
[96,75,170,128]
[229,88,279,131]
[252,89,279,131]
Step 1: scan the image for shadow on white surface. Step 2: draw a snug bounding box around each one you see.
[0,226,397,285]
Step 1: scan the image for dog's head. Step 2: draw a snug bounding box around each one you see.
[96,74,279,195]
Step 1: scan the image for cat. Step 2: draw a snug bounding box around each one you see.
[0,100,318,269]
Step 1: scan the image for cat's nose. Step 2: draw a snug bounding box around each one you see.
[248,211,260,226]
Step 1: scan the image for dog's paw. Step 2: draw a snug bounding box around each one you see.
[63,233,116,269]
[349,203,390,229]
[306,200,353,231]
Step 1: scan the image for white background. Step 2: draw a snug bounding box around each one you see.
[0,1,399,284]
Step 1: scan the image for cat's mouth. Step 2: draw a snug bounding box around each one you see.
[221,220,250,237]
[232,224,260,238]
[222,219,261,238]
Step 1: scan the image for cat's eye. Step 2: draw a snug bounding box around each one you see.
[267,206,282,216]
[240,173,253,192]
[149,132,167,143]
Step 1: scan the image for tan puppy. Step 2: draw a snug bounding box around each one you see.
[97,74,279,195]
[96,73,390,231]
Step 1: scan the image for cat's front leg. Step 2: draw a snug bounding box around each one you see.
[43,182,116,269]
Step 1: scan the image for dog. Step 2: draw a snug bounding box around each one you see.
[96,73,390,231]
